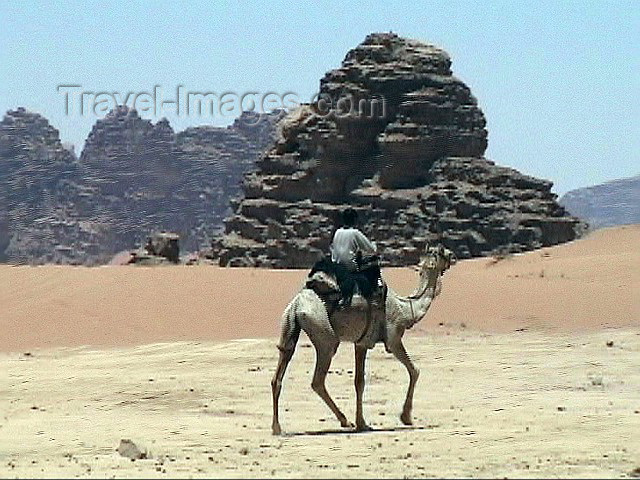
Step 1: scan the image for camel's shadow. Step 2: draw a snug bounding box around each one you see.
[286,424,430,437]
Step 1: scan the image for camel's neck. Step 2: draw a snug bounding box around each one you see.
[408,267,439,299]
[398,267,440,324]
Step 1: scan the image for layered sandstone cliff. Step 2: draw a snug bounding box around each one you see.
[0,107,281,264]
[213,33,582,267]
[0,108,87,263]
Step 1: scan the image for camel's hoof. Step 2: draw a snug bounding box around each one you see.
[340,420,355,429]
[272,424,282,436]
[400,413,413,426]
[356,423,373,432]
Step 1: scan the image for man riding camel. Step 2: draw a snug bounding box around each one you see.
[304,207,386,350]
[320,208,383,307]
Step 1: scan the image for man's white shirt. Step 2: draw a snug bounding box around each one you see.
[330,227,377,271]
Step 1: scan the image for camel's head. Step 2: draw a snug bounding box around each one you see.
[420,244,456,277]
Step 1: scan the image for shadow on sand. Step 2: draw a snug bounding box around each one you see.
[287,424,432,437]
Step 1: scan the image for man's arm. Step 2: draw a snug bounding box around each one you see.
[354,230,376,254]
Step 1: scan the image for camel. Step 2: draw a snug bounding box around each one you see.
[271,245,455,435]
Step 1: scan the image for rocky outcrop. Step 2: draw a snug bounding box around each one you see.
[560,175,640,229]
[213,33,582,267]
[0,107,282,264]
[126,232,181,265]
[0,108,88,264]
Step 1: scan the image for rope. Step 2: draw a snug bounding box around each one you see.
[409,299,415,325]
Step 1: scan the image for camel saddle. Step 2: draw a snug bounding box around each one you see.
[306,256,385,304]
[306,255,386,348]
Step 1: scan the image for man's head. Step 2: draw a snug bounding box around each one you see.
[342,208,358,227]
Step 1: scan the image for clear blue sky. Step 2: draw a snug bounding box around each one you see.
[1,0,638,194]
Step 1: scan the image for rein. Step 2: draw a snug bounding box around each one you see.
[408,258,438,300]
[407,256,440,324]
[409,298,416,325]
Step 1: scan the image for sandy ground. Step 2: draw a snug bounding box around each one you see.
[2,330,639,478]
[0,225,639,477]
[1,225,638,352]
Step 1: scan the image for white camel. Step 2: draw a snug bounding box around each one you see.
[271,245,455,435]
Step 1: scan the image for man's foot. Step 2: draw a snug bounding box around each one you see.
[338,299,352,308]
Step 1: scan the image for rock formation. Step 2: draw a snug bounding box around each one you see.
[213,33,582,267]
[560,175,640,229]
[174,110,284,249]
[0,108,87,264]
[126,232,181,265]
[0,107,282,264]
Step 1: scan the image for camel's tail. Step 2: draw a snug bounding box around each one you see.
[277,295,302,352]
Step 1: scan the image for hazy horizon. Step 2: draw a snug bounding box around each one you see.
[1,0,638,194]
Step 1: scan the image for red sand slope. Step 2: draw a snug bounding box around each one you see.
[1,225,638,352]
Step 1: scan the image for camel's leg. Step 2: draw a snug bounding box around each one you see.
[271,305,301,436]
[354,345,371,431]
[389,340,420,425]
[271,346,296,435]
[311,346,353,428]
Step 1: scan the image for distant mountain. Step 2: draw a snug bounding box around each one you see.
[0,107,283,264]
[559,175,640,229]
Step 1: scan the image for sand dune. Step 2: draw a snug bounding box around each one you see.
[1,225,638,352]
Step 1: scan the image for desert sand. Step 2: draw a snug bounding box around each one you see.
[1,225,639,478]
[1,225,638,352]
